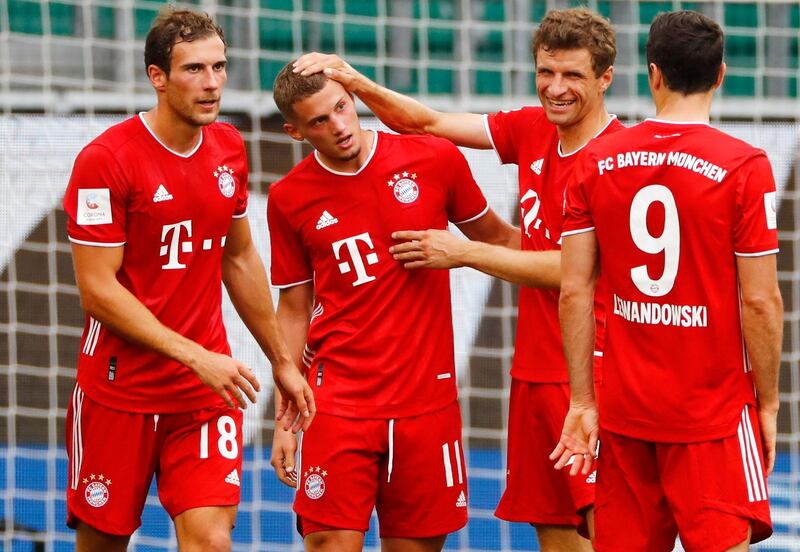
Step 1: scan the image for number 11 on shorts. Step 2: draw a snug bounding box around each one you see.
[199,415,239,460]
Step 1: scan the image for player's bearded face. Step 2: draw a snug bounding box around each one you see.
[164,36,227,127]
[292,81,363,165]
[535,47,610,129]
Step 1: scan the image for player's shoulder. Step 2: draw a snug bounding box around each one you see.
[203,121,245,147]
[86,116,143,153]
[269,153,318,199]
[379,131,461,158]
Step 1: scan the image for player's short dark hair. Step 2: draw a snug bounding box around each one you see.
[646,10,724,94]
[533,8,616,77]
[144,6,225,75]
[273,62,328,122]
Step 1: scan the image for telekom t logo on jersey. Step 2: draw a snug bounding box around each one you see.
[160,221,192,269]
[332,232,379,287]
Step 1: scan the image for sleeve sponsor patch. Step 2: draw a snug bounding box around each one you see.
[77,188,112,225]
[764,191,777,230]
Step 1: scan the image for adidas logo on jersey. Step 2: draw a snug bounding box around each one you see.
[455,490,467,508]
[225,469,241,487]
[316,210,339,230]
[153,184,173,203]
[530,158,544,175]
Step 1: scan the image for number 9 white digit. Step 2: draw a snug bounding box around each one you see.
[629,185,680,297]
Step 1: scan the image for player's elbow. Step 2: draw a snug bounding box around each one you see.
[742,287,784,322]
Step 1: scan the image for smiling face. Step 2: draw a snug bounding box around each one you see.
[283,79,364,169]
[153,35,227,127]
[535,47,612,131]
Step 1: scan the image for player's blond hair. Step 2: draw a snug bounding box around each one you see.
[533,8,616,77]
[144,7,225,75]
[272,61,329,122]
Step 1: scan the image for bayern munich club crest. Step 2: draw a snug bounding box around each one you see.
[82,473,111,508]
[303,466,328,500]
[387,171,420,204]
[214,165,236,198]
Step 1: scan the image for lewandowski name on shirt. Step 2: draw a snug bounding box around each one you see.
[613,294,708,328]
[596,151,728,183]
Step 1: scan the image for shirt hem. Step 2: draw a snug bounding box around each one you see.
[68,236,126,247]
[453,203,489,225]
[312,395,458,419]
[271,278,313,289]
[561,227,595,238]
[734,248,779,257]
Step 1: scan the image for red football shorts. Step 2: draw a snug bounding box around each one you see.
[495,380,595,529]
[66,385,243,536]
[295,400,467,538]
[594,405,772,552]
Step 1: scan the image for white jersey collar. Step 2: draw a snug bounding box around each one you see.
[558,114,618,158]
[313,129,378,176]
[644,118,711,127]
[138,112,203,158]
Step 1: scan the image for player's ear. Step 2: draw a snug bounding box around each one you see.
[283,122,304,142]
[147,64,168,92]
[599,65,613,94]
[714,62,726,90]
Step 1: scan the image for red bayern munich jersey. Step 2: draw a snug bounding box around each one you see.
[564,119,779,442]
[268,131,488,418]
[485,107,623,382]
[63,114,248,413]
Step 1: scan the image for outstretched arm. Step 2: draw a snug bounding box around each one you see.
[549,231,599,476]
[389,210,562,288]
[737,254,783,474]
[293,52,491,149]
[222,217,314,430]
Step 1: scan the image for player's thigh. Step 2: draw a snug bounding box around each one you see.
[376,401,467,539]
[497,381,593,532]
[75,521,130,552]
[66,385,161,536]
[174,505,237,552]
[296,414,385,534]
[304,529,364,552]
[660,405,772,552]
[156,406,243,520]
[592,429,677,552]
[382,535,447,552]
[536,525,593,552]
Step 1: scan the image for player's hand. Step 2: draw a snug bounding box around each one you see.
[390,229,470,269]
[292,53,363,92]
[270,425,299,488]
[273,362,315,432]
[191,349,261,409]
[549,401,599,477]
[757,404,778,475]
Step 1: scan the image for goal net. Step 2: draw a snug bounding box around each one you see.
[1,1,798,551]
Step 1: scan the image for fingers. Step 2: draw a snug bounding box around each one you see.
[549,442,566,462]
[392,230,425,242]
[239,364,261,393]
[217,387,235,409]
[227,384,247,409]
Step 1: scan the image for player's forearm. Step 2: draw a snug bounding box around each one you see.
[460,244,560,288]
[559,285,596,405]
[741,288,783,412]
[78,279,205,368]
[222,245,294,370]
[349,76,439,136]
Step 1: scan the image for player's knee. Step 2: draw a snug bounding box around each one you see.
[185,527,232,552]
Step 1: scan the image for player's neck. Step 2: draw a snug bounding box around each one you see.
[141,107,203,155]
[653,90,713,124]
[557,107,612,155]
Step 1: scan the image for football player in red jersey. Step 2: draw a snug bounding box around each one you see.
[268,65,518,551]
[554,11,782,551]
[289,8,618,550]
[63,8,313,551]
